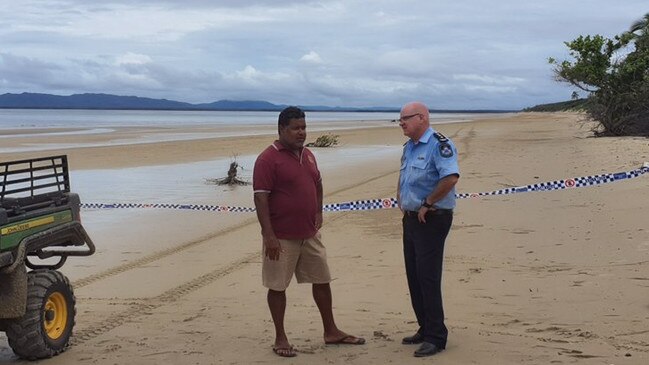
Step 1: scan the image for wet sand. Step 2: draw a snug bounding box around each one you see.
[0,112,648,364]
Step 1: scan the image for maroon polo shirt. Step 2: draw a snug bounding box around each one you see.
[253,141,321,239]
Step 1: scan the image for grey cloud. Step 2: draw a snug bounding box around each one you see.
[58,0,316,9]
[0,53,64,88]
[1,1,648,109]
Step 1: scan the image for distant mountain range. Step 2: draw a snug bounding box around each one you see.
[0,92,514,113]
[0,92,398,112]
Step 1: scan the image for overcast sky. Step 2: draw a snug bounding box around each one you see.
[1,1,647,109]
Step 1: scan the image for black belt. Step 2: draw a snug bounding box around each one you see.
[404,209,453,217]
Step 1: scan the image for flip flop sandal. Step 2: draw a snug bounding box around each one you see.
[272,346,297,357]
[325,335,366,345]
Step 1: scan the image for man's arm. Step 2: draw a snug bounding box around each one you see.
[315,179,323,230]
[424,174,459,207]
[397,145,406,211]
[417,174,459,223]
[397,171,402,211]
[254,192,282,260]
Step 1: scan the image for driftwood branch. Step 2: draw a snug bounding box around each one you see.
[206,160,250,186]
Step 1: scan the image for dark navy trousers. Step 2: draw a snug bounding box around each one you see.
[402,210,453,348]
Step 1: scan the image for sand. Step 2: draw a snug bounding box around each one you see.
[0,112,648,364]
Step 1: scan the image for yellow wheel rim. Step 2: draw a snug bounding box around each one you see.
[44,292,68,340]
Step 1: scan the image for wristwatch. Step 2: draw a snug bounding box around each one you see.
[421,200,433,209]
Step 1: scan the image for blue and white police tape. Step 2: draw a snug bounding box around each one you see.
[80,163,649,213]
[455,162,649,199]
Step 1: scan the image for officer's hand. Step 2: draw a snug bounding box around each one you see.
[263,234,282,261]
[417,206,429,223]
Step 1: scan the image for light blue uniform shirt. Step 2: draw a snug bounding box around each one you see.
[399,127,460,211]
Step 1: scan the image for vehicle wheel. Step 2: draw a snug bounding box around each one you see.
[4,269,76,360]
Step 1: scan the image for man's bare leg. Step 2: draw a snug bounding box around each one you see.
[312,283,365,344]
[268,289,295,356]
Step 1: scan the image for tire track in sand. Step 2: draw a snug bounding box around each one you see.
[70,168,401,344]
[73,217,258,288]
[73,168,400,289]
[71,252,257,345]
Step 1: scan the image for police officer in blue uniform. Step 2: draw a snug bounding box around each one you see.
[397,101,460,357]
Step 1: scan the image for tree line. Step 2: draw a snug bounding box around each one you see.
[549,13,649,136]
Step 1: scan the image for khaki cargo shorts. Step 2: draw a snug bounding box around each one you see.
[262,233,331,291]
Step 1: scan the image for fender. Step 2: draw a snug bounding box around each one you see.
[0,265,27,320]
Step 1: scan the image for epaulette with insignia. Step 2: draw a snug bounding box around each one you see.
[434,132,454,157]
[433,132,448,142]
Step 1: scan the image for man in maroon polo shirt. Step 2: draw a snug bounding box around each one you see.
[253,106,365,358]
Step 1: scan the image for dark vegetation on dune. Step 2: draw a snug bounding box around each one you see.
[543,12,649,137]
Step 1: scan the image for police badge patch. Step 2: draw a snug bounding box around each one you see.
[439,143,453,157]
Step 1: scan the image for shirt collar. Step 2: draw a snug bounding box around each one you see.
[273,140,302,152]
[415,127,434,144]
[272,140,304,156]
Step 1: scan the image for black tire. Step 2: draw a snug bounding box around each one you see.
[4,269,76,360]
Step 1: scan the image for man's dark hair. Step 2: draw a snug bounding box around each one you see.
[278,106,305,128]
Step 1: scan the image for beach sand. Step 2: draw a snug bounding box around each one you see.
[1,112,648,364]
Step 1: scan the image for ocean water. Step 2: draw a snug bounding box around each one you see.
[0,109,506,153]
[70,145,403,257]
[0,108,492,130]
[72,145,402,206]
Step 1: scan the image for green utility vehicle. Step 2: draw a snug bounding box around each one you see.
[0,155,95,360]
